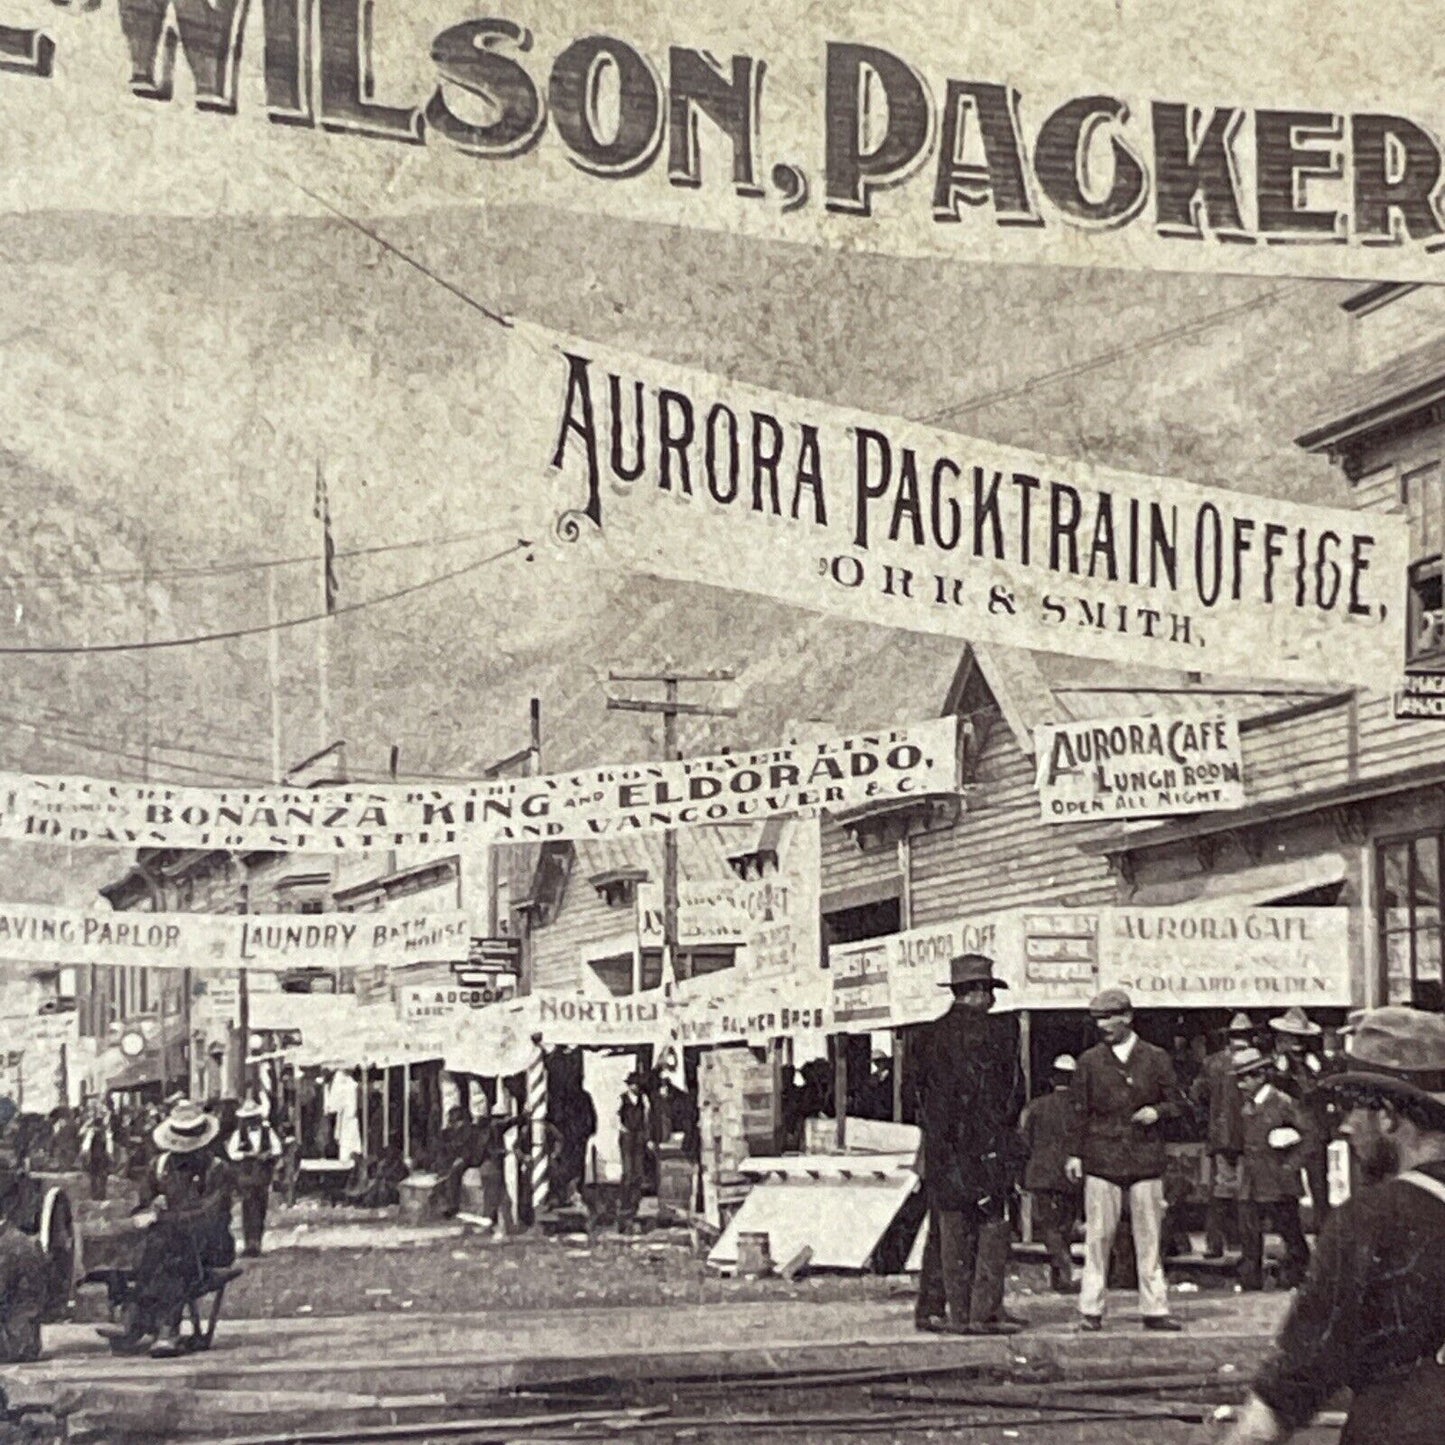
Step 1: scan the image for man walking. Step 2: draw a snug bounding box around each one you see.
[1224,1008,1445,1444]
[1192,1013,1253,1258]
[1066,988,1185,1332]
[1232,1047,1311,1292]
[910,953,1024,1335]
[1019,1054,1081,1294]
[224,1098,283,1257]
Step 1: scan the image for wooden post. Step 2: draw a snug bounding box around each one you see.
[382,1064,391,1152]
[834,1039,848,1151]
[402,1060,411,1164]
[1019,1009,1033,1244]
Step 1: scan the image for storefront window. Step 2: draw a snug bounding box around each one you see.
[1377,834,1445,1011]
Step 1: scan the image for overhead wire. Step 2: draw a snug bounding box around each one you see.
[0,537,533,657]
[0,524,510,589]
[0,710,272,785]
[918,282,1309,425]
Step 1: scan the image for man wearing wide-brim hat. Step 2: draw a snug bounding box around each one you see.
[1191,1013,1256,1260]
[1224,1007,1445,1445]
[120,1100,237,1359]
[908,954,1024,1335]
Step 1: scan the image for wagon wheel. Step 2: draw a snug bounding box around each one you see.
[38,1186,76,1322]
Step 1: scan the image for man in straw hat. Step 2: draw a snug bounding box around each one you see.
[1192,1013,1256,1259]
[1018,1054,1081,1294]
[909,954,1024,1335]
[1224,1007,1445,1445]
[1231,1046,1311,1293]
[1065,988,1186,1332]
[123,1099,236,1358]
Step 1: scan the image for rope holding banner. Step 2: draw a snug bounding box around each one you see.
[526,1044,548,1219]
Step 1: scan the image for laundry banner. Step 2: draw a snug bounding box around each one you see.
[7,0,1445,285]
[527,329,1405,689]
[1035,715,1247,822]
[0,901,471,973]
[0,718,958,851]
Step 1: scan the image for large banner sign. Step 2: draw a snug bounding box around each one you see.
[0,718,957,851]
[0,901,471,973]
[1034,715,1247,822]
[528,330,1405,689]
[1107,905,1351,1008]
[828,904,1350,1025]
[7,0,1445,284]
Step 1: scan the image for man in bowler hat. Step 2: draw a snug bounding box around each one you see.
[1226,1008,1445,1445]
[910,954,1025,1335]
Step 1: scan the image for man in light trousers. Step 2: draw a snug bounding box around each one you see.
[1065,988,1185,1332]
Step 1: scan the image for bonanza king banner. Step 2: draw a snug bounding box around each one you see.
[0,718,958,851]
[1034,714,1247,822]
[0,901,471,972]
[7,1,1445,285]
[521,328,1405,690]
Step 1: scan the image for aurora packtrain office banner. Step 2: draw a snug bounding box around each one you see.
[522,328,1406,689]
[0,717,958,851]
[6,0,1445,284]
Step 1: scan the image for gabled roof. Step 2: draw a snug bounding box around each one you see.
[1295,334,1445,455]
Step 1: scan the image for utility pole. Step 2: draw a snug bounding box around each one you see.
[606,670,736,990]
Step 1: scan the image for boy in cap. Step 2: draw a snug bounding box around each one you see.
[910,954,1025,1334]
[1225,1008,1445,1445]
[1018,1055,1080,1293]
[1065,988,1186,1332]
[1232,1047,1311,1292]
[1191,1013,1255,1258]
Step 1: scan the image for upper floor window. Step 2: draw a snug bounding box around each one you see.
[1405,461,1445,665]
[1378,832,1444,1011]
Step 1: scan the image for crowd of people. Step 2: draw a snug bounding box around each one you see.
[908,960,1351,1336]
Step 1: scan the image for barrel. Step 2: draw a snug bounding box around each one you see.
[736,1230,773,1279]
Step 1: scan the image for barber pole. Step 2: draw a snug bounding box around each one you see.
[526,1043,548,1218]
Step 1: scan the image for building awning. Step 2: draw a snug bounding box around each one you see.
[1128,853,1347,909]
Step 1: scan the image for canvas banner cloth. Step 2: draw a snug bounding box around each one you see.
[0,716,959,851]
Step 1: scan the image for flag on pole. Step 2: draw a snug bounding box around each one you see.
[313,460,338,614]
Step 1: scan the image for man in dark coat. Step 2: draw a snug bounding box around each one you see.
[1066,988,1186,1332]
[617,1072,653,1234]
[1019,1054,1081,1293]
[1192,1012,1254,1257]
[1268,1007,1334,1231]
[1232,1047,1311,1292]
[910,953,1025,1335]
[124,1100,236,1358]
[1225,1008,1445,1445]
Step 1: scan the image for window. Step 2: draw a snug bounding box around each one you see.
[1407,558,1445,665]
[1377,833,1445,1011]
[1403,464,1445,666]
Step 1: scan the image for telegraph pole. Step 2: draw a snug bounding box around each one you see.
[606,670,737,989]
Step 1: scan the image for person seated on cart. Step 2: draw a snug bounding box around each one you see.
[129,1100,237,1358]
[0,1154,50,1363]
